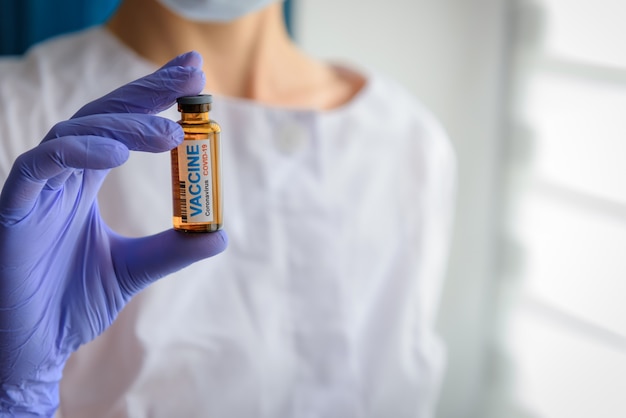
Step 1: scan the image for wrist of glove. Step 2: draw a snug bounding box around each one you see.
[0,51,228,415]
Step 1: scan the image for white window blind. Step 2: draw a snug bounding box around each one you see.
[496,0,626,417]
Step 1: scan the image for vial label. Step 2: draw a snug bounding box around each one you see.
[177,139,214,223]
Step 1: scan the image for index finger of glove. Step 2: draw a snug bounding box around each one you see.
[42,114,183,152]
[0,137,129,223]
[73,51,205,118]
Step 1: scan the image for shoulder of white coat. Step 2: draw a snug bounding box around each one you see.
[0,28,152,181]
[362,70,456,177]
[363,71,457,242]
[0,30,92,178]
[1,27,149,126]
[0,53,47,180]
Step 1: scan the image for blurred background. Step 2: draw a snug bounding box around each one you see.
[2,0,626,417]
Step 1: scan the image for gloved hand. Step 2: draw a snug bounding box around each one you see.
[0,51,227,417]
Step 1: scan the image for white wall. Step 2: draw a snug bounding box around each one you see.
[294,1,509,416]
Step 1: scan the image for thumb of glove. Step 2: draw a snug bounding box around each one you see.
[109,229,228,298]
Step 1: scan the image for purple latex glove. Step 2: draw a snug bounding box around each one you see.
[0,51,227,416]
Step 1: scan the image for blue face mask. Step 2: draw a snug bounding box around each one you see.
[157,0,283,22]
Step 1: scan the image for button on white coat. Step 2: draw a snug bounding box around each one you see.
[276,120,307,154]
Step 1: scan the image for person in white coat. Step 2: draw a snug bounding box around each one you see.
[0,0,456,416]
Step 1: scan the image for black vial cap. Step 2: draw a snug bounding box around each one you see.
[177,94,213,105]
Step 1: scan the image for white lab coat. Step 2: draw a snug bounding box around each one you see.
[0,27,455,418]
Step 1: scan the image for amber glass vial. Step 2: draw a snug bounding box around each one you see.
[171,94,223,232]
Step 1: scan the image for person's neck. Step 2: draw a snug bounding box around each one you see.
[106,0,357,109]
[107,0,330,105]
